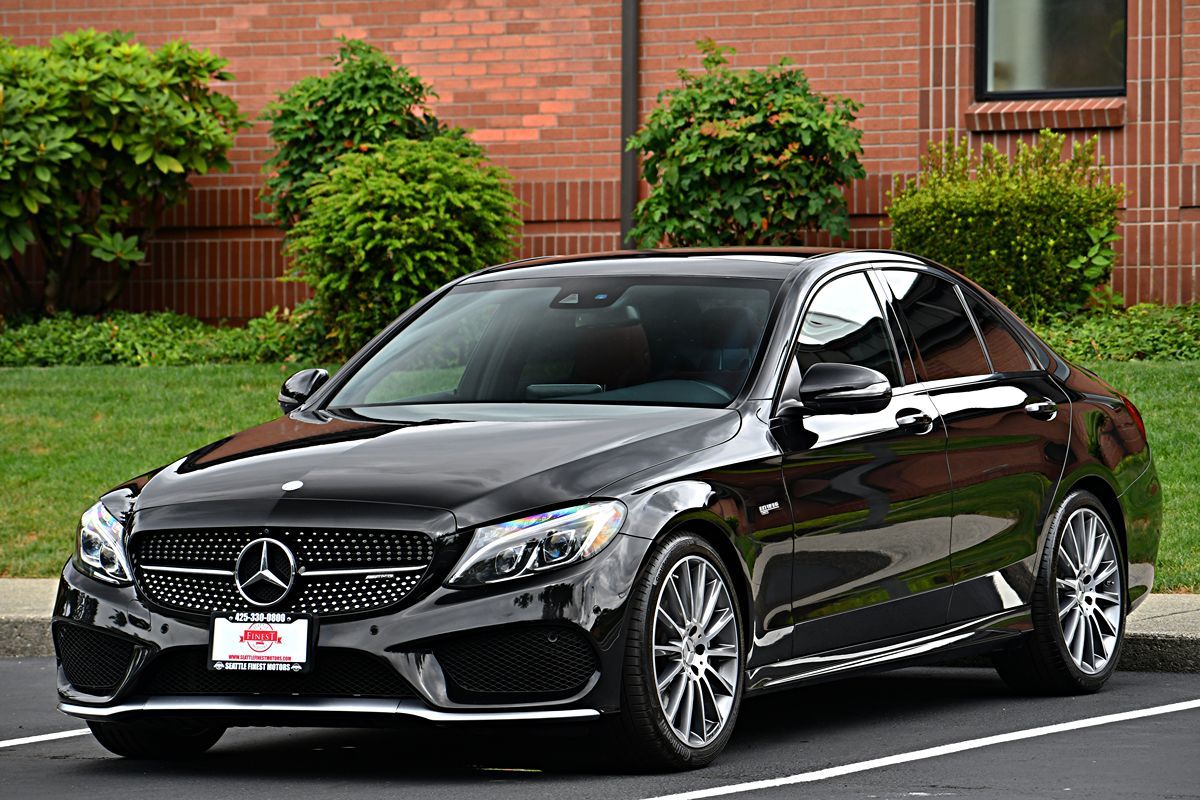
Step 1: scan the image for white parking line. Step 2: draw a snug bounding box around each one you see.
[0,729,90,750]
[640,698,1200,800]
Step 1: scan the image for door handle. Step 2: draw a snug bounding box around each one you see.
[1024,398,1058,420]
[895,410,934,434]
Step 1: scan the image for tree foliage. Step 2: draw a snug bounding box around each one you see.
[1034,303,1200,362]
[260,38,441,230]
[284,134,520,357]
[0,29,246,315]
[627,40,865,247]
[888,130,1125,318]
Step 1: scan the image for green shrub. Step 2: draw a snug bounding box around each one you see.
[260,39,441,230]
[0,30,246,316]
[1034,304,1200,362]
[0,311,314,367]
[888,130,1124,319]
[627,39,865,247]
[284,134,520,358]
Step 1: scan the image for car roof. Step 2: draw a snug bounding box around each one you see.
[460,247,927,283]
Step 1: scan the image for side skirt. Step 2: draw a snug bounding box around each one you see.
[745,607,1031,693]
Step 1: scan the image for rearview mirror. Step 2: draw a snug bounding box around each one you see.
[278,368,329,414]
[787,362,892,415]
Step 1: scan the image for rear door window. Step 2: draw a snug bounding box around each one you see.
[883,270,991,381]
[963,292,1035,373]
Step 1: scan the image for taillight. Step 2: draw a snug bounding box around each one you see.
[1119,393,1147,439]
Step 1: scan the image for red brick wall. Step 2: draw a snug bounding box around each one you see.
[2,0,1194,320]
[927,0,1193,305]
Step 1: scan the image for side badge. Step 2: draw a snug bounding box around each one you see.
[758,501,780,516]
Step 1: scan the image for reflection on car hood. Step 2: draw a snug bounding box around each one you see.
[135,403,742,529]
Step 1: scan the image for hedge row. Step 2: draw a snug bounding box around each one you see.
[1032,304,1200,363]
[2,305,1198,368]
[0,311,311,367]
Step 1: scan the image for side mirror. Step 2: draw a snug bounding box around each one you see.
[278,368,329,414]
[782,362,892,416]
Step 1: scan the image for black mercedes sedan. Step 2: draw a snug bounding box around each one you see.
[54,248,1161,769]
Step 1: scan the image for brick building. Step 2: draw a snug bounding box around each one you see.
[3,0,1196,320]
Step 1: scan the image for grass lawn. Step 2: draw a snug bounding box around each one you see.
[0,361,1196,592]
[0,365,301,578]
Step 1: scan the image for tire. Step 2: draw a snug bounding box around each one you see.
[612,532,744,771]
[88,719,225,759]
[993,490,1126,695]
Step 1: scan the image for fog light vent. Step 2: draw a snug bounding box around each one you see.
[434,625,598,703]
[54,623,136,696]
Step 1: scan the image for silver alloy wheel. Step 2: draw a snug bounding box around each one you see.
[1056,507,1123,675]
[651,554,740,748]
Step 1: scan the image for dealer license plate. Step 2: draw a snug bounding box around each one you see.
[208,612,314,673]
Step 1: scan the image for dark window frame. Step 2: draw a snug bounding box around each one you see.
[974,0,1127,101]
[774,268,909,413]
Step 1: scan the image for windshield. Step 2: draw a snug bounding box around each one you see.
[328,275,781,409]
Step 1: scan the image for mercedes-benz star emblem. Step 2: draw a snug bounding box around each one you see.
[234,538,296,607]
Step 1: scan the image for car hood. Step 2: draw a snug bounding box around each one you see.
[134,403,742,530]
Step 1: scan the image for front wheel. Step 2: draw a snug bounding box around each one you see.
[88,719,225,759]
[994,490,1126,694]
[613,533,744,770]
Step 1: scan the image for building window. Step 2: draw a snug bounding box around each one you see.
[976,0,1126,99]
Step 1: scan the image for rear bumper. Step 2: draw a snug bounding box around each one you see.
[1119,458,1163,610]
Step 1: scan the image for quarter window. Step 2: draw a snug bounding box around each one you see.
[963,293,1034,373]
[795,272,900,386]
[977,0,1126,99]
[884,271,990,381]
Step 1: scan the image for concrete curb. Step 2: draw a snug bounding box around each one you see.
[1119,633,1200,673]
[0,579,57,658]
[2,580,1198,672]
[0,615,54,659]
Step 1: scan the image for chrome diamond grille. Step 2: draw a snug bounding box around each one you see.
[130,527,434,618]
[293,573,424,615]
[139,570,243,613]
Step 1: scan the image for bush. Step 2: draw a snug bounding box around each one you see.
[0,311,314,366]
[627,39,865,247]
[1034,304,1200,362]
[260,39,441,230]
[284,134,520,358]
[888,130,1124,319]
[0,30,246,316]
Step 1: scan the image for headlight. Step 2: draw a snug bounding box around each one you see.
[74,500,132,584]
[447,501,626,587]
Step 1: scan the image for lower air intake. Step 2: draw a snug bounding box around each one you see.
[434,625,598,703]
[54,623,137,696]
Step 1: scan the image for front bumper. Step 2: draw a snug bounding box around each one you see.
[54,532,652,724]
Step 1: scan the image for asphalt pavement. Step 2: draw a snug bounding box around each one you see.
[2,657,1197,800]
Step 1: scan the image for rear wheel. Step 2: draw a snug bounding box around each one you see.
[614,533,744,770]
[994,490,1126,694]
[88,719,225,759]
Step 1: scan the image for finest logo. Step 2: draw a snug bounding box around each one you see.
[239,622,282,653]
